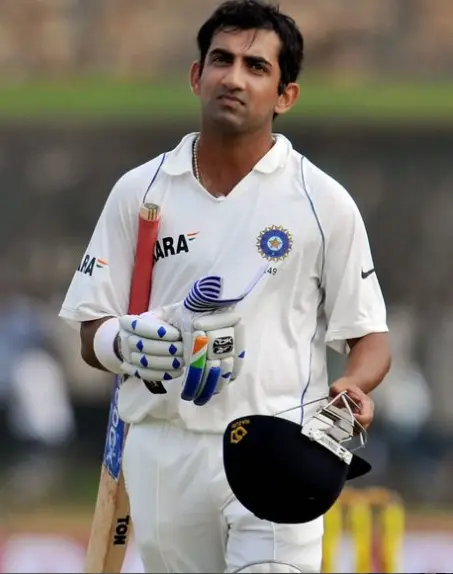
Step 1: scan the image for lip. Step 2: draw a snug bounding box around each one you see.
[217,94,244,105]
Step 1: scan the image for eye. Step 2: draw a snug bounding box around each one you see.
[211,53,229,65]
[249,62,266,73]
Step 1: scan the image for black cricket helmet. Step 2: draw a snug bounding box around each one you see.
[223,392,371,524]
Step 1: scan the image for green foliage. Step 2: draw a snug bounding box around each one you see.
[0,79,452,123]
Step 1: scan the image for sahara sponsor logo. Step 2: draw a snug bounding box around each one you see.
[77,253,109,276]
[154,232,199,262]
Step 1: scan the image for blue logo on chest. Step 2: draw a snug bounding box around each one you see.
[257,226,293,261]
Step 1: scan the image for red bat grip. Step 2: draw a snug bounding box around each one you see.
[128,204,160,315]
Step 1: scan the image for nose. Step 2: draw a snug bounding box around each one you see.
[221,61,246,92]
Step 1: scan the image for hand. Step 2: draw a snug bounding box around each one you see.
[162,305,246,407]
[119,272,251,405]
[118,305,245,405]
[329,377,375,430]
[118,312,185,391]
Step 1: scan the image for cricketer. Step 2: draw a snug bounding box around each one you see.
[59,1,391,572]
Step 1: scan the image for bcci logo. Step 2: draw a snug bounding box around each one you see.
[257,226,293,261]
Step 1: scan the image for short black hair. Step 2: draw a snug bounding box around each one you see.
[197,0,304,94]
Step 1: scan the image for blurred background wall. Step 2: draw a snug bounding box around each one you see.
[1,0,453,81]
[0,1,453,572]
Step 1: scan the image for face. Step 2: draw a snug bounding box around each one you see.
[191,28,299,134]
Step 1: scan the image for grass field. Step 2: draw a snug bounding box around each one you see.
[5,501,453,537]
[0,79,453,123]
[3,464,453,535]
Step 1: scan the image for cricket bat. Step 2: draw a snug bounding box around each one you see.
[85,203,161,573]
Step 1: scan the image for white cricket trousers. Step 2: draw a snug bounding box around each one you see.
[122,419,324,573]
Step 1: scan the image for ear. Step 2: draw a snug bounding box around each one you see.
[190,61,202,96]
[274,83,300,116]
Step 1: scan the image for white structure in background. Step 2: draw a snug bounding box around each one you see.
[8,348,74,445]
[0,295,76,502]
[372,305,431,436]
[0,295,75,446]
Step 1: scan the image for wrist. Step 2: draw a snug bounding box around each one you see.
[341,375,363,387]
[93,317,123,374]
[332,376,375,399]
[113,331,124,361]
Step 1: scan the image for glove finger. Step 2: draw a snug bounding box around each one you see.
[129,352,185,371]
[215,357,234,394]
[231,319,246,381]
[126,334,184,357]
[206,327,235,360]
[194,360,221,406]
[121,362,184,382]
[193,311,241,331]
[181,332,208,401]
[119,314,181,341]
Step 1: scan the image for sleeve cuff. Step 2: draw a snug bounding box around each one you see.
[58,307,116,330]
[326,323,389,354]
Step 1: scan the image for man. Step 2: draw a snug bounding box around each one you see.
[59,1,391,572]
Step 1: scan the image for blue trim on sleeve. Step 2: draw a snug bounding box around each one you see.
[299,157,327,424]
[300,156,326,288]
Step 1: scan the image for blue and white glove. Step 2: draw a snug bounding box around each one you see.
[163,275,247,406]
[118,279,246,404]
[118,313,185,394]
[119,266,267,405]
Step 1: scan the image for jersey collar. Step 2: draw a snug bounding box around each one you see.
[162,132,292,176]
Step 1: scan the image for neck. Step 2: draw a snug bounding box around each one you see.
[196,125,275,195]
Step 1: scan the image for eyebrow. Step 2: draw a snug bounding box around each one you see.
[209,48,272,69]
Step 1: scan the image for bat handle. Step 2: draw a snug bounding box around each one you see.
[140,203,160,222]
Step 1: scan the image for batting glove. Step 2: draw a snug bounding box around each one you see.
[161,275,249,406]
[118,313,185,393]
[119,266,267,405]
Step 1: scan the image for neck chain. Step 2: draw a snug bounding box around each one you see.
[192,134,277,185]
[192,135,202,183]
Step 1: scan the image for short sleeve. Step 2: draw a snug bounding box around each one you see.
[59,166,148,329]
[303,158,388,354]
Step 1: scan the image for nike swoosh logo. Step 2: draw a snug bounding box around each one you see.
[361,268,375,279]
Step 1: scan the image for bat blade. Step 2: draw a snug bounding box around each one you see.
[84,203,160,573]
[85,469,130,572]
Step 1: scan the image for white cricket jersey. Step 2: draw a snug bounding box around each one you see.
[59,133,388,433]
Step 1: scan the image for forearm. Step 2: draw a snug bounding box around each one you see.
[80,317,119,372]
[344,332,391,394]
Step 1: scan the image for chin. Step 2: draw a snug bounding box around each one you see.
[210,113,248,134]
